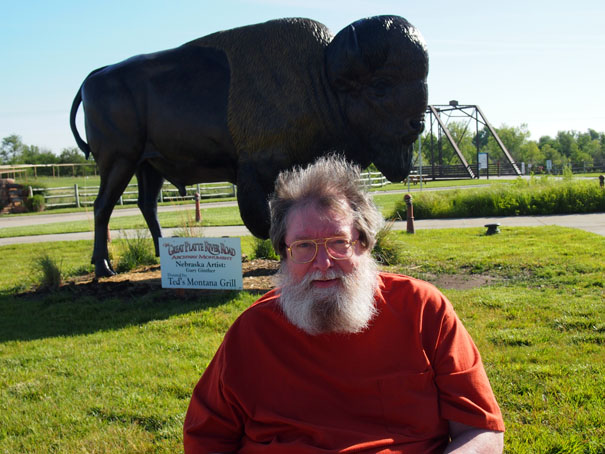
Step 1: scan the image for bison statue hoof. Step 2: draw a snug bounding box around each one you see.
[95,259,117,278]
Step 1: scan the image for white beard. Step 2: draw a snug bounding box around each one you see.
[274,254,379,335]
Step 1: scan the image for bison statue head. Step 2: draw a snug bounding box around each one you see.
[326,15,429,182]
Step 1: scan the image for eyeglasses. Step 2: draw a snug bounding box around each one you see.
[285,236,358,264]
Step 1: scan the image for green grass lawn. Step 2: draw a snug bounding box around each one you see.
[0,227,604,453]
[0,206,244,239]
[15,174,105,189]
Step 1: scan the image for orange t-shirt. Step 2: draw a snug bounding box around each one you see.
[184,272,504,453]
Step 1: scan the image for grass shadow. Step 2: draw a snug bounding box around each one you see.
[0,272,244,343]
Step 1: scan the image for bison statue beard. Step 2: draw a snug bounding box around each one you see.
[274,253,379,335]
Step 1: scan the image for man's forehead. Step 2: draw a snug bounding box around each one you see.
[285,202,355,240]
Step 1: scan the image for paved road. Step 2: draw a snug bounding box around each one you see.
[1,212,604,247]
[0,200,235,229]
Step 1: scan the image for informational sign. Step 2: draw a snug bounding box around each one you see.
[546,160,553,171]
[159,237,243,290]
[478,152,489,170]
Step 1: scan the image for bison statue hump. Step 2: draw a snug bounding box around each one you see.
[70,15,429,277]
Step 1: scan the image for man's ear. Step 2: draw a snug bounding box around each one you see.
[356,235,370,253]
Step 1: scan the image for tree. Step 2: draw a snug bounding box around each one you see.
[443,121,477,164]
[472,127,489,151]
[486,124,531,163]
[587,129,600,141]
[538,135,556,149]
[1,134,26,164]
[590,139,605,166]
[577,131,603,166]
[59,147,88,164]
[541,144,565,168]
[421,121,478,166]
[13,144,58,165]
[554,131,576,158]
[521,141,545,167]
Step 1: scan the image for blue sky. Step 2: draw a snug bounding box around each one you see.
[1,0,604,154]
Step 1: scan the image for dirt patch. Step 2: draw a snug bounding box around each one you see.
[31,260,495,299]
[52,259,281,298]
[426,273,498,290]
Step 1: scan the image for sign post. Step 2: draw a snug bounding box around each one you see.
[478,152,489,179]
[159,237,243,290]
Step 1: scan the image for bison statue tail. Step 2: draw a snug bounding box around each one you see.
[69,86,91,160]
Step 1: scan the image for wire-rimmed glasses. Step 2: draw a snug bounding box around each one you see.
[286,236,358,264]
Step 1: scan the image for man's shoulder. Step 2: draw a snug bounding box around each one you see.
[251,287,281,307]
[377,272,451,315]
[378,271,442,295]
[230,288,283,328]
[214,288,284,349]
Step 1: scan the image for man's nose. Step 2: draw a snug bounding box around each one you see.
[312,244,333,271]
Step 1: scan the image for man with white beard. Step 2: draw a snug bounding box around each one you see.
[184,156,505,453]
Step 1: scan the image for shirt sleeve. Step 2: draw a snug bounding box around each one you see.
[183,342,244,454]
[421,288,505,432]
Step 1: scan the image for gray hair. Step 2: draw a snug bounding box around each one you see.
[269,155,384,258]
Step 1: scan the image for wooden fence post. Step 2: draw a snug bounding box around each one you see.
[404,194,415,234]
[74,184,80,208]
[195,192,201,222]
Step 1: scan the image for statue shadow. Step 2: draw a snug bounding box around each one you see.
[0,265,274,343]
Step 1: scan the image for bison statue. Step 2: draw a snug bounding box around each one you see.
[70,15,429,277]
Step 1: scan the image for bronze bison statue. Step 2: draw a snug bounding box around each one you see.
[70,15,429,277]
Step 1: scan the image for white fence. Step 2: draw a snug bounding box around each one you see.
[0,163,97,179]
[360,171,388,188]
[29,182,236,209]
[28,172,388,209]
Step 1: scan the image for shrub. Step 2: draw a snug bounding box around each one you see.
[70,264,94,276]
[562,164,574,181]
[372,221,405,266]
[392,179,605,219]
[252,237,279,261]
[34,254,62,290]
[115,230,158,273]
[26,194,45,212]
[173,213,204,238]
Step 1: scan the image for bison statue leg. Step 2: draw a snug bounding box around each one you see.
[92,157,138,277]
[135,162,165,256]
[236,161,271,239]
